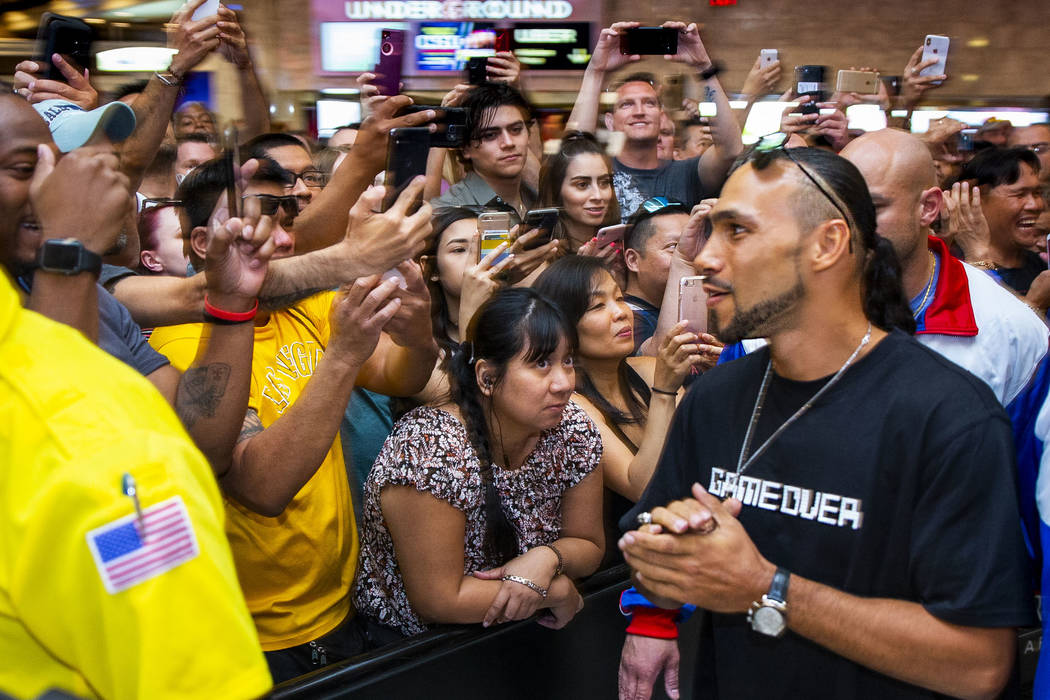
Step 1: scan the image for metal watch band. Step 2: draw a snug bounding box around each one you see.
[768,567,790,604]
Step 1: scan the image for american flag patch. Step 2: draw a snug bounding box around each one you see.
[86,496,199,594]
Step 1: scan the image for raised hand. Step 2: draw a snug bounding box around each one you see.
[940,181,991,260]
[167,0,222,79]
[588,22,642,73]
[328,275,403,366]
[661,22,712,70]
[382,260,437,349]
[216,4,251,68]
[900,45,947,108]
[29,144,132,256]
[741,53,781,100]
[458,230,514,331]
[13,55,97,108]
[486,51,523,87]
[344,178,434,275]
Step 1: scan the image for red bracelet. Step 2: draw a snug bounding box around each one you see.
[203,295,259,322]
[625,607,679,639]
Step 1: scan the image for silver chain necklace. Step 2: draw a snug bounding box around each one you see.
[735,323,873,476]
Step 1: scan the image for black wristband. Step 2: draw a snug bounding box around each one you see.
[699,61,723,81]
[650,386,678,396]
[202,311,252,325]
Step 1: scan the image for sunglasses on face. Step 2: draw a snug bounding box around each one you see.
[242,194,299,220]
[752,132,856,251]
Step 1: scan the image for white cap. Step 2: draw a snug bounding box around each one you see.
[33,99,136,153]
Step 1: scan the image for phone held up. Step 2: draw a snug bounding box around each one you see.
[222,125,243,220]
[374,29,405,96]
[382,127,430,213]
[398,105,468,149]
[835,70,880,95]
[620,27,678,56]
[518,208,560,250]
[920,34,949,85]
[36,13,92,82]
[595,224,628,249]
[795,65,826,114]
[678,276,706,336]
[478,211,513,265]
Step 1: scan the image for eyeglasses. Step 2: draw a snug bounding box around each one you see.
[282,168,327,189]
[242,194,299,220]
[753,132,856,251]
[1027,143,1050,155]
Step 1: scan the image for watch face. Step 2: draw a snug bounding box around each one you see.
[751,605,786,637]
[41,242,81,270]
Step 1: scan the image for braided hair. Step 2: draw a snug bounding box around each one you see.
[446,287,577,560]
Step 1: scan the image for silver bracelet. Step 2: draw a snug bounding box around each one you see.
[501,574,547,598]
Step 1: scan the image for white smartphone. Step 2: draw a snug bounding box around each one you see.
[678,276,707,335]
[920,35,949,85]
[595,223,628,248]
[760,49,778,68]
[191,0,221,22]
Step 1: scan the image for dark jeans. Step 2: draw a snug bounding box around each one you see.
[264,613,408,685]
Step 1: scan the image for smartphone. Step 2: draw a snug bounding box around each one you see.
[595,223,627,248]
[190,0,221,21]
[795,65,826,114]
[620,27,678,56]
[760,49,778,68]
[478,211,512,264]
[382,127,430,213]
[494,28,511,53]
[519,208,560,250]
[678,276,707,335]
[35,14,92,82]
[466,56,490,85]
[957,128,977,152]
[836,69,880,94]
[374,29,405,97]
[920,34,949,85]
[222,125,242,220]
[399,105,466,148]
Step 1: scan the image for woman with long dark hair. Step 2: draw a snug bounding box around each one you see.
[354,288,604,637]
[534,256,702,503]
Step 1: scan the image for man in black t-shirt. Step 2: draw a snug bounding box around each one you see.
[617,146,1033,699]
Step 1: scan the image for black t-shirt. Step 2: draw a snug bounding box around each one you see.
[997,250,1044,295]
[625,331,1034,699]
[613,157,706,221]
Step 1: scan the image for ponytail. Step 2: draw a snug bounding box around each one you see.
[863,236,916,334]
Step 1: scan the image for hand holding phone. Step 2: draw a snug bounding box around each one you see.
[620,27,677,56]
[382,127,431,213]
[478,212,512,265]
[836,70,880,95]
[518,208,560,250]
[920,35,949,85]
[374,29,405,96]
[595,224,628,248]
[190,0,221,22]
[678,276,707,335]
[35,13,92,82]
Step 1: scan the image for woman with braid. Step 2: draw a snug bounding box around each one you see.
[353,288,604,638]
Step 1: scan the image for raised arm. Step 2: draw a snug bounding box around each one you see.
[215,5,271,139]
[566,22,641,133]
[293,95,437,252]
[661,22,742,191]
[224,276,402,516]
[118,0,221,191]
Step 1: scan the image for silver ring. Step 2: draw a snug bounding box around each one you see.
[636,511,653,526]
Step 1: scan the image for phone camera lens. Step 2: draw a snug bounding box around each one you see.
[381,42,394,56]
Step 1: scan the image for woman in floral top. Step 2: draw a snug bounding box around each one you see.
[354,288,605,637]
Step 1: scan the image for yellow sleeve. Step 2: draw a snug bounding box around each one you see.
[5,428,272,700]
[148,322,208,374]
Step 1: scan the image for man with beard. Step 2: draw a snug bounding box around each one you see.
[616,146,1033,700]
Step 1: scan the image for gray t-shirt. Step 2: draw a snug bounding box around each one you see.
[613,156,706,220]
[97,283,170,377]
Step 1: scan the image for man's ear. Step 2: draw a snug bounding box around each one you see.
[809,219,852,272]
[623,247,643,273]
[603,112,614,133]
[190,225,209,264]
[140,250,163,273]
[918,186,943,228]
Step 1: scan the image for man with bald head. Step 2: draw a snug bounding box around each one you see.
[844,129,1050,696]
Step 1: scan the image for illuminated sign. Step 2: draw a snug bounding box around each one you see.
[95,46,178,72]
[342,0,574,20]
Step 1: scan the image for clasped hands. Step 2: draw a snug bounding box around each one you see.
[618,483,776,614]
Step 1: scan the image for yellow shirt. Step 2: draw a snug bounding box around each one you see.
[0,273,270,699]
[150,291,358,650]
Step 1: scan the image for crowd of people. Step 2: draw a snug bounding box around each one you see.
[4,1,1050,698]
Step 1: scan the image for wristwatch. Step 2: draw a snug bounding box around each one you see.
[748,567,789,637]
[35,238,102,277]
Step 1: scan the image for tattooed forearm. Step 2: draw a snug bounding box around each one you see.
[237,408,264,444]
[704,85,716,102]
[175,363,231,428]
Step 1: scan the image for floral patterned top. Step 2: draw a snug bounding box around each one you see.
[352,401,602,636]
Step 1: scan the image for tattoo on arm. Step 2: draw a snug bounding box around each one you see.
[260,287,327,312]
[704,86,716,102]
[237,408,264,445]
[175,363,231,428]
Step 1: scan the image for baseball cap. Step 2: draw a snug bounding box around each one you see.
[32,99,136,153]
